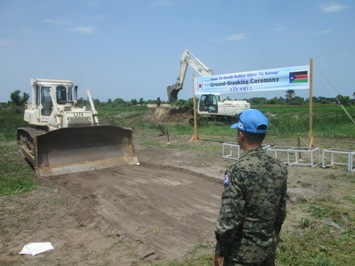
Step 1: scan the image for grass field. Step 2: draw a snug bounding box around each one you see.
[0,103,354,265]
[97,103,355,138]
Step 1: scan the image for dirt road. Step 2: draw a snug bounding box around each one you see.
[53,163,223,260]
[1,127,354,265]
[1,156,223,265]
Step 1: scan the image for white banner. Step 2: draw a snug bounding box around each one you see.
[195,65,310,95]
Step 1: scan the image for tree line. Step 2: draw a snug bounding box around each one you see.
[2,89,354,107]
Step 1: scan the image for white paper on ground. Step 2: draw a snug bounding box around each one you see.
[19,242,54,256]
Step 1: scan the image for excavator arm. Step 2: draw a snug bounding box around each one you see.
[167,49,214,102]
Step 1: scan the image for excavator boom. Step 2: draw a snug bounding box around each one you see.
[167,49,214,102]
[166,50,250,120]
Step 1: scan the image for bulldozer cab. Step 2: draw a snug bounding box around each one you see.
[40,87,53,117]
[56,85,68,104]
[32,79,76,122]
[55,85,75,104]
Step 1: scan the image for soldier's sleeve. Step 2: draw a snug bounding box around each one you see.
[215,167,245,256]
[274,167,288,234]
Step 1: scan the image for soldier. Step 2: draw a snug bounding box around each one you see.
[156,97,161,107]
[214,109,288,266]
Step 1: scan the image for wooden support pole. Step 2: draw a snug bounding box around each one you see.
[190,74,200,142]
[309,58,314,148]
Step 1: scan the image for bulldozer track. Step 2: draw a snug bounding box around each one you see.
[17,127,47,166]
[17,127,47,141]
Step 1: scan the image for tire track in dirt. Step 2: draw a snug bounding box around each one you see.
[52,163,223,260]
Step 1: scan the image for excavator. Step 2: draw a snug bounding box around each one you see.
[17,78,139,177]
[167,49,214,102]
[167,49,250,121]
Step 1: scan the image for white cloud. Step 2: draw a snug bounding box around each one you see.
[315,29,333,35]
[71,26,95,34]
[89,0,99,7]
[95,13,108,20]
[226,33,248,41]
[149,0,182,7]
[287,28,332,37]
[0,38,15,46]
[271,27,285,32]
[209,33,248,42]
[319,2,347,13]
[44,19,95,34]
[339,52,353,57]
[44,19,69,25]
[20,27,33,34]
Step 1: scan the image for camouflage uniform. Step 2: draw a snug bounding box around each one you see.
[215,146,287,265]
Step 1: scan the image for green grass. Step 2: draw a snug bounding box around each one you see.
[257,104,355,138]
[277,201,355,266]
[98,105,148,127]
[0,142,36,196]
[344,195,355,204]
[94,103,355,139]
[0,107,28,141]
[0,107,37,196]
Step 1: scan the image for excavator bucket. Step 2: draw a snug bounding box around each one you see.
[167,84,182,102]
[34,125,139,177]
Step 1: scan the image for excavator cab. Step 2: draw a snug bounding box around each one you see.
[198,94,218,113]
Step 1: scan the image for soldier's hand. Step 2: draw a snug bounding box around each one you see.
[214,255,223,266]
[275,233,280,245]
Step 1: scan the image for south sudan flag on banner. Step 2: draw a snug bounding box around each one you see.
[289,71,308,83]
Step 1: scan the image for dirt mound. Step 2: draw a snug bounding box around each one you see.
[142,106,192,125]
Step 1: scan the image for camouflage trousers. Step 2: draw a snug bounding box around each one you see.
[223,253,275,266]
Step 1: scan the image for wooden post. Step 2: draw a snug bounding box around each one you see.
[309,58,313,148]
[190,74,200,142]
[297,134,303,161]
[166,128,170,144]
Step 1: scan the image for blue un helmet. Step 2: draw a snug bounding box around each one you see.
[231,109,268,134]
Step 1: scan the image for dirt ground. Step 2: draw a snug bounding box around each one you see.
[0,108,354,265]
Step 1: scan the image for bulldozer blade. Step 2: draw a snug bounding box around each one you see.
[35,125,139,177]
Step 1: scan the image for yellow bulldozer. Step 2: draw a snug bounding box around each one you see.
[17,78,139,177]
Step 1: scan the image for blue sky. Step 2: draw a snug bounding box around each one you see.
[1,0,354,102]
